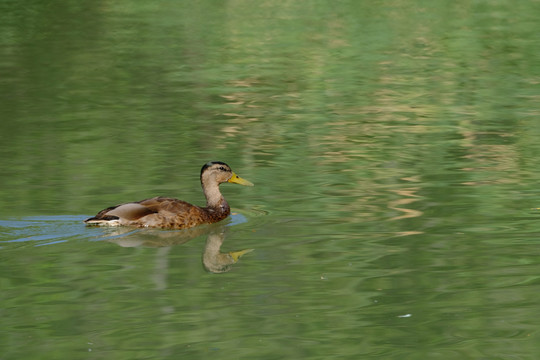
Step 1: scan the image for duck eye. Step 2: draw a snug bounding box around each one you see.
[219,166,227,172]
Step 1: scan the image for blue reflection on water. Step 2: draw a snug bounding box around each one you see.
[0,216,97,246]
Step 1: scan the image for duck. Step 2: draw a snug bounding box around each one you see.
[84,161,253,229]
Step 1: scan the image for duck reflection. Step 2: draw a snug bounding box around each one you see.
[202,230,253,274]
[104,224,252,274]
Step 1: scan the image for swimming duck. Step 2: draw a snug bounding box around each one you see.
[84,161,253,229]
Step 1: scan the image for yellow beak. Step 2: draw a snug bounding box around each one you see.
[228,172,254,186]
[229,248,254,262]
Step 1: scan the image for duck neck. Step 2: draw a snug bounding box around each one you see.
[202,182,230,214]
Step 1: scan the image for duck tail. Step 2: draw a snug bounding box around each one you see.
[84,215,121,226]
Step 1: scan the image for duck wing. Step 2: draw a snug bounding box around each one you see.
[84,202,155,224]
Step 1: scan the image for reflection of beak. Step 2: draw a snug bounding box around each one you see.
[228,172,254,186]
[229,248,254,262]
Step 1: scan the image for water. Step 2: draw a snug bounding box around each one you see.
[2,1,540,359]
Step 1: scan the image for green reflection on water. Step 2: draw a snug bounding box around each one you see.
[2,0,540,359]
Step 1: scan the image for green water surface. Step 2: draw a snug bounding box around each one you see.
[2,1,540,359]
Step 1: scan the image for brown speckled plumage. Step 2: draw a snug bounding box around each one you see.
[84,162,253,230]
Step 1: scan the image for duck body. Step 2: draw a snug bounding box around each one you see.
[84,162,252,230]
[85,196,230,229]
